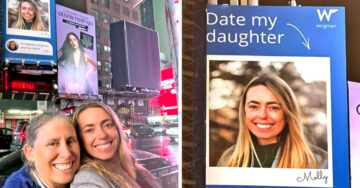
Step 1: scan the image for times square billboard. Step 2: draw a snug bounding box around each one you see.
[2,0,57,65]
[160,67,178,116]
[56,4,98,95]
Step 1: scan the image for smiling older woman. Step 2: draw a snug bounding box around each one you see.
[218,74,327,168]
[3,114,80,188]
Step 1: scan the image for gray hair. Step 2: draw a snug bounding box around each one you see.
[23,114,73,167]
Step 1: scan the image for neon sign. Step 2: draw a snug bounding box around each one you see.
[12,81,35,90]
[160,68,178,116]
[10,80,53,92]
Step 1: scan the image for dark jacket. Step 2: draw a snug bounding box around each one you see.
[3,166,40,188]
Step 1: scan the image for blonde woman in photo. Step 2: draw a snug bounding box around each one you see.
[11,0,45,31]
[218,74,327,168]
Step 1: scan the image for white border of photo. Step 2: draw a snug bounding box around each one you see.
[206,55,333,187]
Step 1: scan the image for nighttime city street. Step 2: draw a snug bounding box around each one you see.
[130,135,179,165]
[0,0,180,187]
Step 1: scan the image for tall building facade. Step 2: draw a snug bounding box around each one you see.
[86,0,141,107]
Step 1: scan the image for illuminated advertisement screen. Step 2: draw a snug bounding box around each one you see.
[160,67,178,116]
[56,4,98,95]
[110,21,161,91]
[2,0,56,65]
[348,81,360,188]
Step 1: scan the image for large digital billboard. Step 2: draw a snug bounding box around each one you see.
[56,4,98,95]
[110,21,161,91]
[2,0,56,65]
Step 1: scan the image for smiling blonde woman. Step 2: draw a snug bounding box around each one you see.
[11,0,45,31]
[217,74,327,168]
[71,102,160,188]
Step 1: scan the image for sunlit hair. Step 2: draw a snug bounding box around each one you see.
[73,102,158,188]
[220,74,317,168]
[22,114,73,168]
[12,0,45,31]
[57,32,86,67]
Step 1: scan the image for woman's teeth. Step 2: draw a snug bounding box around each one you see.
[54,163,72,170]
[256,124,271,128]
[95,143,111,149]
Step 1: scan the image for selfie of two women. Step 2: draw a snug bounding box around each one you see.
[1,102,169,188]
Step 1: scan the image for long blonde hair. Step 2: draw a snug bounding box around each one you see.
[12,0,45,31]
[222,74,317,168]
[73,102,158,188]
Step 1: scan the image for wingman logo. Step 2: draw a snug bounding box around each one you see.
[317,9,339,22]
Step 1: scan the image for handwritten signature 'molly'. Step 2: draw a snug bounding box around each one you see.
[296,170,328,184]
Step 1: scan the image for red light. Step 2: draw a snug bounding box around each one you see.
[12,81,35,90]
[161,68,174,81]
[5,71,8,91]
[123,127,131,131]
[166,126,170,129]
[19,132,26,141]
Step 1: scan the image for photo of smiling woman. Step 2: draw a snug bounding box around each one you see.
[3,114,80,188]
[208,59,330,169]
[71,102,159,188]
[58,32,97,95]
[10,0,46,31]
[217,74,327,168]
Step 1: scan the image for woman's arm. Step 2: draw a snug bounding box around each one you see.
[84,53,97,72]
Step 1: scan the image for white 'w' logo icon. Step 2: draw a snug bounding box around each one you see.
[317,9,339,22]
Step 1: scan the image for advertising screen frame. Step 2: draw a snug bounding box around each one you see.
[56,4,98,95]
[206,5,348,188]
[2,0,57,66]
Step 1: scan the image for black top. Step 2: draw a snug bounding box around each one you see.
[252,141,279,168]
[24,22,33,30]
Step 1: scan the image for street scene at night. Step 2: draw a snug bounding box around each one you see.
[0,0,181,187]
